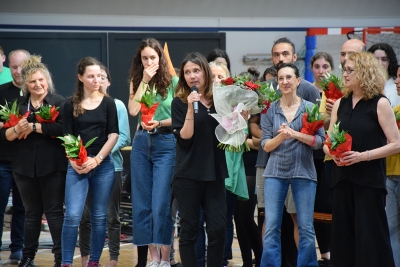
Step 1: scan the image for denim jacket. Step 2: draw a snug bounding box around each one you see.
[260,99,325,181]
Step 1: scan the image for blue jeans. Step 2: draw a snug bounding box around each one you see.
[387,176,400,267]
[130,130,175,245]
[261,178,318,267]
[62,157,115,264]
[0,163,24,253]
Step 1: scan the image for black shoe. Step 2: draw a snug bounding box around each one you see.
[18,257,35,267]
[318,258,332,267]
[54,262,62,267]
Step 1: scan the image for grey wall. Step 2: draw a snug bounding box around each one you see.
[2,0,400,19]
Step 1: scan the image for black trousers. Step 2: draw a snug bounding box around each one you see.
[172,177,226,267]
[13,171,66,263]
[314,159,332,255]
[234,176,263,267]
[331,178,394,267]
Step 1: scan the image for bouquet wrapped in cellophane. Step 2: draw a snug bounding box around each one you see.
[300,103,324,135]
[324,122,352,165]
[211,75,280,152]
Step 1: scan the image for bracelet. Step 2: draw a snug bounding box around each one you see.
[366,150,370,161]
[94,157,100,166]
[158,120,162,128]
[142,80,148,84]
[13,126,20,134]
[98,154,104,160]
[309,136,316,147]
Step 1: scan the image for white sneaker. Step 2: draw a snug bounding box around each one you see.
[158,261,170,267]
[146,261,159,267]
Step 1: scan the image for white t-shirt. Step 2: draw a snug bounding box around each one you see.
[384,78,400,108]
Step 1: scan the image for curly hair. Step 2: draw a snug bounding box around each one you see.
[175,52,213,104]
[128,38,172,100]
[367,43,398,79]
[72,57,107,117]
[342,52,387,100]
[21,55,55,94]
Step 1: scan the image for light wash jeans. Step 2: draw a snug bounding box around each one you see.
[387,176,400,267]
[62,157,115,264]
[130,130,176,245]
[261,177,318,267]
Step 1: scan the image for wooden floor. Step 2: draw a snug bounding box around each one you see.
[1,214,322,267]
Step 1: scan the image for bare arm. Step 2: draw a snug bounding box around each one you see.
[339,98,400,165]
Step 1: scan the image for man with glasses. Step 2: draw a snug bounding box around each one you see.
[0,49,30,265]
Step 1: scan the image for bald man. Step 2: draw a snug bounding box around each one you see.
[0,49,30,265]
[325,39,365,114]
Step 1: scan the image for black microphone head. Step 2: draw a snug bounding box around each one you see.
[191,86,198,93]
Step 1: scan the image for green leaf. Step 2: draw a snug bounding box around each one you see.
[84,137,98,148]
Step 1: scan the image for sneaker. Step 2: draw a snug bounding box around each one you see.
[318,258,332,267]
[146,261,159,267]
[18,257,35,267]
[9,250,22,263]
[159,261,170,267]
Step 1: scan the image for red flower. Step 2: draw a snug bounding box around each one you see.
[244,81,259,90]
[222,77,235,85]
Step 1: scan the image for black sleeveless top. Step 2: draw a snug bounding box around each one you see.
[331,93,387,189]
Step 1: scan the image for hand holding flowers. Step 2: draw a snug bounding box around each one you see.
[136,83,160,127]
[57,134,98,170]
[0,100,29,128]
[324,122,352,166]
[319,73,344,101]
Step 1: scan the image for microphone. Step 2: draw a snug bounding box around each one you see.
[191,86,199,113]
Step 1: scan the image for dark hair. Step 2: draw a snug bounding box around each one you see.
[176,52,213,104]
[261,66,277,81]
[100,64,111,83]
[129,38,172,99]
[206,48,231,72]
[73,57,104,117]
[239,67,260,82]
[272,37,296,54]
[310,52,334,70]
[0,46,4,56]
[367,43,398,79]
[276,63,300,78]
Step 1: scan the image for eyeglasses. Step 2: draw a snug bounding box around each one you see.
[277,75,297,83]
[101,75,108,81]
[342,68,355,75]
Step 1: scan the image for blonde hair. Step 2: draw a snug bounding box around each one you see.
[342,52,387,100]
[208,61,231,78]
[21,55,55,94]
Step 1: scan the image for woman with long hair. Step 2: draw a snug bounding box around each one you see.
[171,52,228,267]
[61,57,118,267]
[128,38,178,267]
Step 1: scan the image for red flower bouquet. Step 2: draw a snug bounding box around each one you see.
[319,73,344,101]
[57,134,97,166]
[221,75,280,114]
[136,84,159,126]
[35,104,59,123]
[324,122,352,163]
[0,100,29,128]
[300,103,324,135]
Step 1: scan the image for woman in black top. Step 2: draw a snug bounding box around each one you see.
[61,57,119,267]
[171,52,228,267]
[323,52,400,267]
[4,55,67,267]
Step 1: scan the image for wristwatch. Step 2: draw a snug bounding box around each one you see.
[32,123,36,132]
